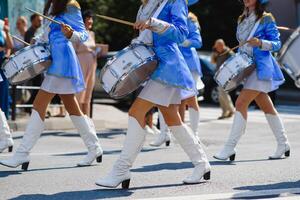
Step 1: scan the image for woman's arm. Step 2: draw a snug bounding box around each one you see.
[180,20,202,48]
[259,14,281,52]
[3,24,13,57]
[148,0,189,44]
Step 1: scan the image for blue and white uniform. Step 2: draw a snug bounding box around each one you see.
[37,0,88,94]
[138,0,195,107]
[179,14,204,93]
[237,12,284,93]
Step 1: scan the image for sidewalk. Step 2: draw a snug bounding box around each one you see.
[8,104,128,131]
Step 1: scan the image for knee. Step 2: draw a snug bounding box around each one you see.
[235,98,248,111]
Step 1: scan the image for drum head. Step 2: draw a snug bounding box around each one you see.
[111,60,157,98]
[9,61,51,85]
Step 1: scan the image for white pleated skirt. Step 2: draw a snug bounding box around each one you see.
[40,74,77,94]
[243,70,279,93]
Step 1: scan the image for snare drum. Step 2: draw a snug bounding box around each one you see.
[1,44,51,85]
[214,52,254,92]
[100,44,157,99]
[278,28,300,88]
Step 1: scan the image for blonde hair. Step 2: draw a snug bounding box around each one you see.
[17,16,28,26]
[141,0,148,5]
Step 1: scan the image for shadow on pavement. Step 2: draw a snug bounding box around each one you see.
[53,148,159,157]
[9,189,133,200]
[0,170,22,178]
[234,180,300,191]
[132,162,193,172]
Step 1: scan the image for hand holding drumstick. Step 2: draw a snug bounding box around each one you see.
[61,23,74,39]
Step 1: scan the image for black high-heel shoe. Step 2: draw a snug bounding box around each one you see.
[229,154,236,161]
[285,150,290,157]
[165,141,170,147]
[8,146,13,152]
[121,179,131,189]
[203,171,211,180]
[96,155,102,163]
[21,162,29,171]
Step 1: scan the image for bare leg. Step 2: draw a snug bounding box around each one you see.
[235,89,261,119]
[59,94,83,116]
[33,90,56,120]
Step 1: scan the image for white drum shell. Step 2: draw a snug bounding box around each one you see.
[278,28,300,88]
[100,44,157,98]
[2,44,51,85]
[214,53,253,91]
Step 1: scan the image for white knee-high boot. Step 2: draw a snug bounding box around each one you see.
[169,124,211,184]
[214,111,246,161]
[189,108,200,141]
[96,116,146,189]
[0,111,13,153]
[265,114,290,159]
[0,110,44,170]
[70,115,103,166]
[150,110,171,147]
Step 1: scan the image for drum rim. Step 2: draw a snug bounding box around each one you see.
[277,27,300,62]
[1,43,50,70]
[7,57,51,85]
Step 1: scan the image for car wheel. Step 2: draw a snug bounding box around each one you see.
[211,86,219,104]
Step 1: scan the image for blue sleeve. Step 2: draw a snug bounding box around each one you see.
[260,15,281,52]
[159,0,189,44]
[64,5,89,43]
[186,19,202,48]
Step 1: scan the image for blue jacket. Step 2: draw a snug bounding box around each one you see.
[179,16,203,77]
[46,1,88,93]
[150,0,195,91]
[239,12,284,84]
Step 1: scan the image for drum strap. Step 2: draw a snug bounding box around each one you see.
[135,0,168,45]
[247,18,262,41]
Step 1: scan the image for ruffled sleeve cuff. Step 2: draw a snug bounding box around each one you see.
[260,39,273,51]
[69,31,81,43]
[149,17,170,34]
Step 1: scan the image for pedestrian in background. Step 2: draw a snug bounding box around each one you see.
[13,16,28,51]
[211,39,235,119]
[74,10,108,116]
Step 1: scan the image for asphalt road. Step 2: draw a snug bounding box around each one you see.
[1,105,300,200]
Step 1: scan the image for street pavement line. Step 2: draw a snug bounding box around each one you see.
[138,187,300,200]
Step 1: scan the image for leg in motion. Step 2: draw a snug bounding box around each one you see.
[185,96,201,141]
[0,109,14,153]
[214,89,260,161]
[96,98,154,189]
[255,93,290,159]
[60,94,103,166]
[0,90,54,170]
[150,109,171,147]
[159,105,211,184]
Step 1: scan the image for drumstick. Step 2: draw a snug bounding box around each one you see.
[96,14,135,27]
[9,33,30,46]
[219,40,249,56]
[277,26,295,32]
[25,7,62,25]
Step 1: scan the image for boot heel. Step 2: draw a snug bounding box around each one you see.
[121,179,130,189]
[203,171,211,180]
[285,150,290,157]
[229,154,235,161]
[166,141,170,147]
[8,146,13,152]
[21,162,29,171]
[96,155,102,163]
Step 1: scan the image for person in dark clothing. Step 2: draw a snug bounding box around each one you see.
[24,14,43,113]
